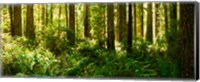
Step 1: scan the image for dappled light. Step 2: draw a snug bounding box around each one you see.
[0,2,195,78]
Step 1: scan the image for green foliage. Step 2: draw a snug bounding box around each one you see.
[2,32,178,78]
[1,3,180,78]
[2,35,61,76]
[91,4,106,43]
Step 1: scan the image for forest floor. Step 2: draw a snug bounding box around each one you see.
[1,33,179,78]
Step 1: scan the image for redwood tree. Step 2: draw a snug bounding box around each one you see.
[107,3,115,50]
[68,4,75,45]
[84,4,91,38]
[146,3,153,43]
[179,3,194,78]
[12,4,22,36]
[26,4,35,39]
[127,3,133,54]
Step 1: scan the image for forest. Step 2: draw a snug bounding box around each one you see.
[0,2,195,78]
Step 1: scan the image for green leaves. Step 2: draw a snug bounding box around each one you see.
[2,30,178,78]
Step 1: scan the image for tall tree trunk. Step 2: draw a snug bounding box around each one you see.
[84,4,91,38]
[146,3,153,43]
[179,3,194,78]
[41,4,45,30]
[107,3,115,50]
[9,5,14,35]
[13,4,22,36]
[118,3,127,48]
[26,4,35,39]
[65,4,68,28]
[164,3,168,34]
[127,3,133,54]
[153,3,159,43]
[50,4,53,24]
[139,3,143,37]
[155,3,159,36]
[115,4,120,42]
[58,4,61,27]
[57,4,62,37]
[45,4,48,26]
[133,4,136,37]
[68,4,75,45]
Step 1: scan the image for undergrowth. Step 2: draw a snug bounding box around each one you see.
[1,33,179,78]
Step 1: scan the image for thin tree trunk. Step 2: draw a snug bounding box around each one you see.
[42,4,45,30]
[155,3,159,36]
[65,4,68,28]
[9,5,14,35]
[127,3,133,54]
[133,4,136,37]
[50,4,53,24]
[58,4,61,27]
[45,4,48,26]
[139,3,144,37]
[165,3,168,34]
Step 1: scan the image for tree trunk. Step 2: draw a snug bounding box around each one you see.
[65,4,68,28]
[58,4,61,27]
[41,5,45,30]
[107,3,115,50]
[146,3,153,43]
[133,4,136,37]
[127,3,133,54]
[179,3,194,78]
[68,4,75,45]
[84,4,91,38]
[164,3,168,34]
[50,4,53,24]
[13,4,22,36]
[118,3,127,48]
[45,4,48,26]
[9,5,14,35]
[26,4,35,39]
[139,3,143,37]
[155,3,159,36]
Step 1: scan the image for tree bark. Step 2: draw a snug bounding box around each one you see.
[50,4,53,24]
[164,3,168,34]
[107,3,115,50]
[41,4,45,30]
[118,3,127,47]
[13,4,22,36]
[26,4,35,39]
[139,3,144,37]
[133,4,136,37]
[9,5,14,35]
[65,4,68,28]
[84,4,91,38]
[179,3,194,78]
[146,3,153,43]
[58,4,61,27]
[68,4,75,45]
[127,3,133,54]
[45,4,48,26]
